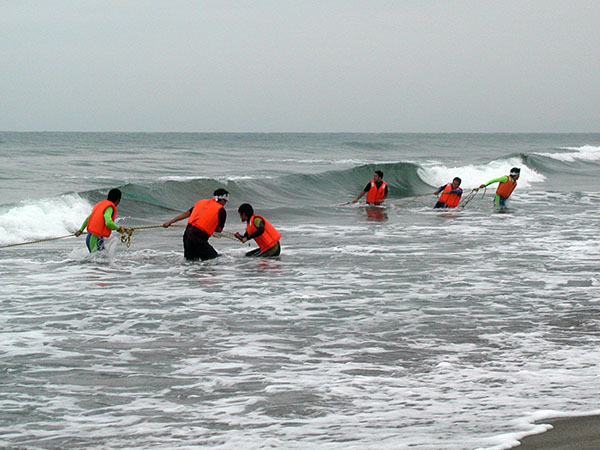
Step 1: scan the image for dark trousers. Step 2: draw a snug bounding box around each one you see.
[183,225,219,261]
[245,241,281,258]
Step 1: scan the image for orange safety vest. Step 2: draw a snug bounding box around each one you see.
[438,183,463,208]
[496,177,517,199]
[87,199,117,238]
[247,214,281,252]
[366,180,387,204]
[188,198,223,236]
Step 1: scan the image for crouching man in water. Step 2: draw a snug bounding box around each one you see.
[163,188,229,261]
[235,203,281,257]
[479,167,520,209]
[434,177,463,209]
[75,188,124,253]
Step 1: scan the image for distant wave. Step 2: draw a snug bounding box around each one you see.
[341,141,395,151]
[539,145,600,162]
[418,154,545,190]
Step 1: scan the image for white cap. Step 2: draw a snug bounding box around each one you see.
[214,193,229,201]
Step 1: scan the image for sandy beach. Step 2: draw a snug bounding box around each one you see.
[515,415,600,449]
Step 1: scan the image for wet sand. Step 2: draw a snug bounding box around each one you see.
[516,415,600,449]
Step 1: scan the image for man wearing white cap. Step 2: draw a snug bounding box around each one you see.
[479,167,521,209]
[163,188,229,260]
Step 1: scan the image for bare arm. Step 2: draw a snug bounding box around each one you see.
[163,210,191,227]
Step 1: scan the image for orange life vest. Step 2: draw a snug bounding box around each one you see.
[188,198,223,236]
[438,183,462,208]
[366,180,387,204]
[247,214,281,252]
[496,177,517,199]
[87,199,117,238]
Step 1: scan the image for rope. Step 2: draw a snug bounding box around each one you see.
[459,187,486,210]
[1,223,242,250]
[119,225,239,248]
[118,224,186,248]
[395,192,436,207]
[213,230,240,241]
[0,234,76,249]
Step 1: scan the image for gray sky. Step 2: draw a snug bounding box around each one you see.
[2,0,599,132]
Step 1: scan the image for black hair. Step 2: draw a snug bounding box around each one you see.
[213,188,229,197]
[510,167,521,174]
[238,203,254,217]
[375,170,384,178]
[453,177,462,185]
[107,188,122,203]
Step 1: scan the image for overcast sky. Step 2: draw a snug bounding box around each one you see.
[2,1,599,132]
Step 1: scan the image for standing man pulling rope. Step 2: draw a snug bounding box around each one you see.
[163,188,229,261]
[75,188,125,253]
[479,167,521,209]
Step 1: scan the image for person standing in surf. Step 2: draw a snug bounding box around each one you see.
[234,203,281,257]
[75,188,125,253]
[434,177,463,209]
[163,188,229,261]
[479,167,520,209]
[352,170,388,205]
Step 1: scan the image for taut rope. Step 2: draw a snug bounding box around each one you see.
[1,224,240,250]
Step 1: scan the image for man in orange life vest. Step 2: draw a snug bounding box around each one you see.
[162,188,229,261]
[479,167,520,209]
[234,203,281,257]
[352,170,388,205]
[434,177,463,209]
[74,188,125,253]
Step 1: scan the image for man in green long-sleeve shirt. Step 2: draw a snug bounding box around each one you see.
[75,188,124,252]
[479,167,520,209]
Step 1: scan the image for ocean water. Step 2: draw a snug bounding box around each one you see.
[1,132,599,449]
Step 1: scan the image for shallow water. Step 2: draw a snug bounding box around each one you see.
[1,133,600,449]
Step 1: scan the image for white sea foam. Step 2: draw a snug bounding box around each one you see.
[2,134,600,450]
[537,145,600,162]
[0,195,92,245]
[418,157,546,189]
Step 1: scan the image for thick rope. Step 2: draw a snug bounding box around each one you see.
[0,224,239,250]
[459,186,486,210]
[0,234,76,249]
[119,225,239,248]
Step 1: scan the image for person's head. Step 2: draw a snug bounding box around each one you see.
[107,188,122,205]
[509,167,521,179]
[452,177,462,189]
[238,203,254,222]
[374,170,384,182]
[213,188,229,205]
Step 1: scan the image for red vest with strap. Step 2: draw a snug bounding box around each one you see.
[366,180,387,204]
[247,214,281,252]
[496,177,517,198]
[439,183,462,208]
[188,199,223,236]
[87,199,117,238]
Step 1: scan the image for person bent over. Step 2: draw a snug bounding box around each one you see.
[479,167,520,209]
[235,203,281,257]
[75,188,124,253]
[434,177,463,208]
[163,188,229,261]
